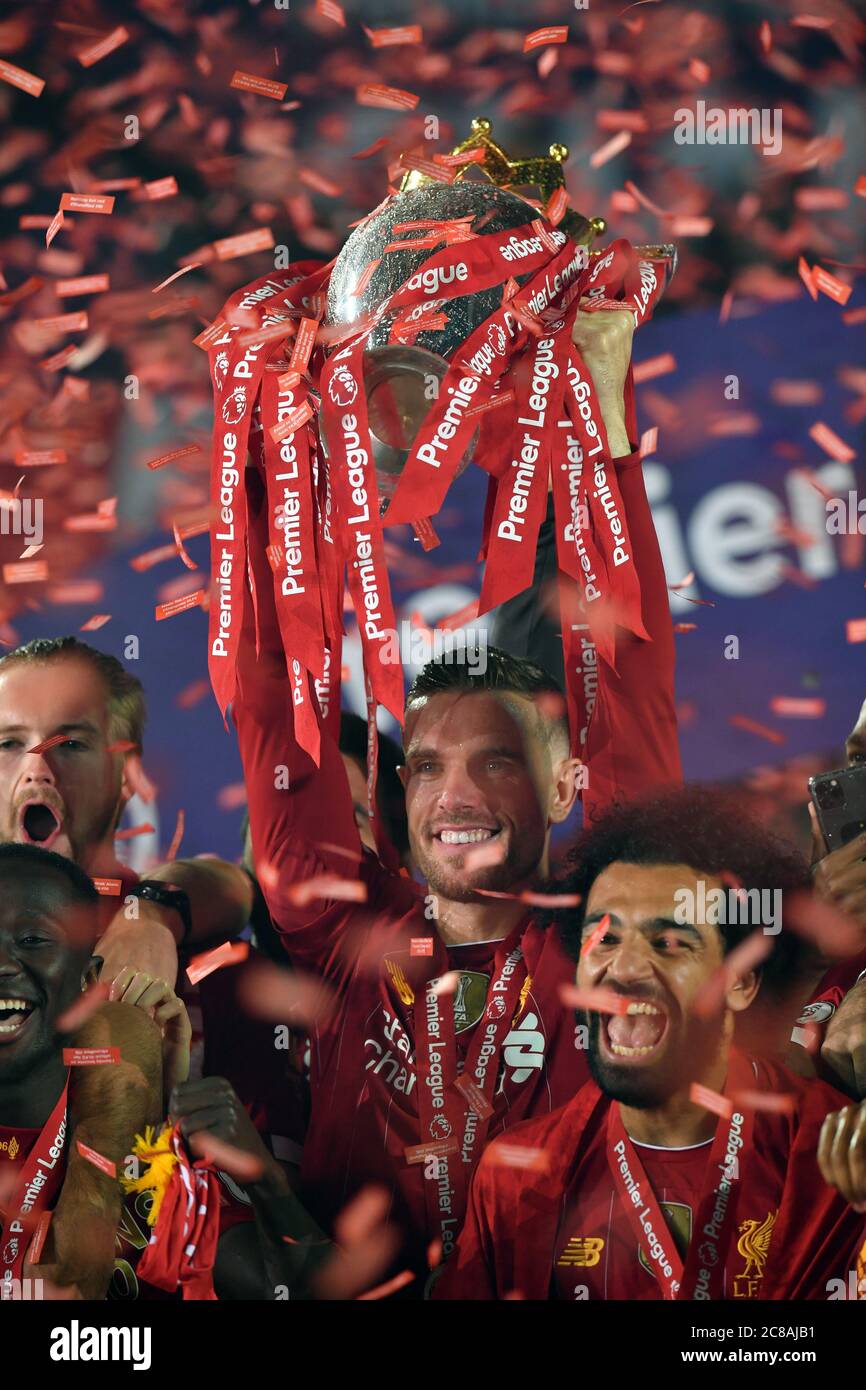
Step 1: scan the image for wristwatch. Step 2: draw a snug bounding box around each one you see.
[127,881,193,951]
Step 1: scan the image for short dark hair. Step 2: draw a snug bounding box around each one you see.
[553,787,811,970]
[406,646,568,750]
[0,842,100,909]
[0,637,146,751]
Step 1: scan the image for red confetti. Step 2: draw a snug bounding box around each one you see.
[731,1090,797,1115]
[186,941,250,986]
[633,352,676,384]
[55,982,110,1034]
[286,875,367,908]
[114,823,155,840]
[769,697,826,718]
[212,228,275,262]
[689,1082,732,1121]
[55,274,109,297]
[559,985,632,1016]
[809,421,855,461]
[176,679,210,710]
[315,0,346,24]
[230,72,288,102]
[590,131,632,169]
[93,877,122,896]
[0,59,45,98]
[523,26,568,52]
[165,809,185,863]
[76,26,129,67]
[728,715,785,745]
[846,618,866,644]
[79,614,111,632]
[580,913,612,958]
[356,1270,416,1301]
[75,1141,116,1180]
[155,590,205,621]
[59,193,114,215]
[146,442,202,471]
[62,1047,120,1066]
[356,84,420,112]
[363,25,422,47]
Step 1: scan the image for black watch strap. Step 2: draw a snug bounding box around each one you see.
[127,881,193,949]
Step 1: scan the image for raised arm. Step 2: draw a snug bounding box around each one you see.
[492,305,681,810]
[231,461,371,971]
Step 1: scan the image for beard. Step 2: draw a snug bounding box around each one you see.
[414,822,546,904]
[584,1004,725,1110]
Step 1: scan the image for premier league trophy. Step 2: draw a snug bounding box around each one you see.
[206,118,676,794]
[324,117,674,492]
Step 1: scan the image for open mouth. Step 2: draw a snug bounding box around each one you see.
[603,1001,669,1060]
[18,801,62,848]
[0,998,37,1040]
[433,826,501,848]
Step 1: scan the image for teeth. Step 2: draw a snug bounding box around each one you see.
[625,1002,661,1016]
[439,829,496,845]
[0,999,30,1012]
[611,1042,656,1057]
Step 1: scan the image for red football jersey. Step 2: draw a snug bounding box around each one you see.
[435,1056,866,1301]
[235,448,681,1275]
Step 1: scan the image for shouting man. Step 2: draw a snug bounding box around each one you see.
[434,791,866,1300]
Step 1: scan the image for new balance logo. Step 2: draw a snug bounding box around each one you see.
[558,1237,605,1268]
[50,1321,152,1371]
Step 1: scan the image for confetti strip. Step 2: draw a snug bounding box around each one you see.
[230,72,287,102]
[59,193,114,215]
[315,0,346,24]
[155,590,206,621]
[93,878,122,896]
[363,25,423,47]
[769,696,826,718]
[0,59,45,98]
[731,1090,797,1115]
[55,982,110,1033]
[633,352,677,384]
[76,26,129,68]
[689,1082,732,1121]
[590,131,632,168]
[80,614,111,632]
[559,984,633,1015]
[146,442,202,471]
[728,715,785,745]
[212,228,274,261]
[114,823,155,840]
[76,1142,116,1180]
[523,26,569,52]
[286,875,367,908]
[55,274,109,297]
[62,1047,120,1066]
[186,941,250,986]
[809,421,855,461]
[356,84,420,111]
[846,619,866,644]
[165,809,185,862]
[410,938,434,956]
